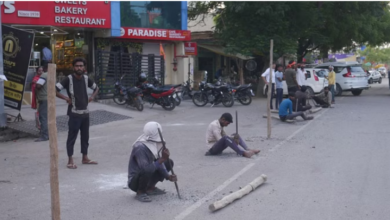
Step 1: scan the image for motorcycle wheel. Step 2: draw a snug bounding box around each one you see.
[162,97,176,111]
[173,93,181,106]
[113,94,126,105]
[238,94,252,105]
[192,92,208,107]
[135,96,144,111]
[222,93,235,107]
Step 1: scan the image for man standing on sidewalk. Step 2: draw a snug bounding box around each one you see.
[262,63,276,109]
[326,65,336,104]
[56,58,99,169]
[275,64,284,109]
[34,65,49,142]
[285,61,300,93]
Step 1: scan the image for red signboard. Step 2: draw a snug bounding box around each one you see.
[184,42,197,56]
[1,1,111,28]
[120,27,191,41]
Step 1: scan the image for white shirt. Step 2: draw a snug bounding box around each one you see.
[206,120,226,149]
[297,69,306,86]
[261,68,276,83]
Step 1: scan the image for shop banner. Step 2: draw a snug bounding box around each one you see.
[184,42,197,56]
[1,1,111,29]
[2,25,34,110]
[120,27,191,41]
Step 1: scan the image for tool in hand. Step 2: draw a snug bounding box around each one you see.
[234,111,239,144]
[157,128,182,199]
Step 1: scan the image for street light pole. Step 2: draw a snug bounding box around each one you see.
[0,10,7,128]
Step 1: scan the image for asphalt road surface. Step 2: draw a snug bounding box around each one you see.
[1,80,390,220]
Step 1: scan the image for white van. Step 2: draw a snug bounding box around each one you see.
[315,62,369,96]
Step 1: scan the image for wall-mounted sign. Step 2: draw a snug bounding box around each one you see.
[184,42,197,56]
[2,25,34,110]
[120,27,191,41]
[1,1,111,28]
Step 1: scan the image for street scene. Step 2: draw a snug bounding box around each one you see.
[1,1,390,220]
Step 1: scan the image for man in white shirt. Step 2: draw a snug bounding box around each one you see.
[296,64,307,87]
[205,113,260,158]
[262,64,276,109]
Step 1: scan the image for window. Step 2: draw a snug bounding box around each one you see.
[120,1,182,30]
[315,70,328,77]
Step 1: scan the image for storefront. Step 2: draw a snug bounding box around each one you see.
[1,1,113,91]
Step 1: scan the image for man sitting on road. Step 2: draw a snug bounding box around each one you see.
[127,122,177,203]
[205,113,260,158]
[311,86,332,108]
[292,86,312,112]
[279,93,313,121]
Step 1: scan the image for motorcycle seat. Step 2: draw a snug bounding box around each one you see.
[152,87,172,94]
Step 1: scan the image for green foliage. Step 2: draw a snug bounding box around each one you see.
[358,46,390,63]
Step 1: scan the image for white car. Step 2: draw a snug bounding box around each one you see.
[367,70,382,84]
[377,67,387,78]
[263,68,329,96]
[315,62,369,96]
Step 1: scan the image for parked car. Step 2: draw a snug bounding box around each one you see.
[315,62,369,96]
[377,67,387,78]
[367,70,382,84]
[263,68,329,97]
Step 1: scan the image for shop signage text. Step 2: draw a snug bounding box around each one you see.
[184,42,197,56]
[120,27,191,41]
[1,1,111,28]
[2,25,34,110]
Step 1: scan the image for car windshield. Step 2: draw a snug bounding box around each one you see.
[334,65,364,73]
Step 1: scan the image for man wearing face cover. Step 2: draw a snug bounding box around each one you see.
[128,122,177,202]
[56,58,99,169]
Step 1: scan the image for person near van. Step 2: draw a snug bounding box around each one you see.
[285,61,300,93]
[296,64,307,87]
[325,66,336,104]
[275,64,284,109]
[56,57,99,169]
[262,63,276,109]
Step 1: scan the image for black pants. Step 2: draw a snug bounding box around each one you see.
[128,159,174,192]
[288,86,298,94]
[294,105,312,112]
[312,96,330,108]
[66,115,90,157]
[266,84,276,109]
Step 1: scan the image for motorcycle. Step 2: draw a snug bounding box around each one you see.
[228,83,255,105]
[113,75,144,111]
[181,79,194,100]
[138,83,176,111]
[158,84,182,106]
[192,81,234,107]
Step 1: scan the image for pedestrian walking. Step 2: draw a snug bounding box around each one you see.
[55,57,99,169]
[261,63,276,109]
[274,64,284,109]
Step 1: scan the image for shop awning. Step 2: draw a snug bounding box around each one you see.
[198,44,254,60]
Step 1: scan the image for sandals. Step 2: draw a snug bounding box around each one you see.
[67,164,77,169]
[82,160,98,165]
[135,193,152,202]
[146,187,166,195]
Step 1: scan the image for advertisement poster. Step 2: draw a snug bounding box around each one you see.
[120,27,191,41]
[184,42,197,56]
[2,25,34,110]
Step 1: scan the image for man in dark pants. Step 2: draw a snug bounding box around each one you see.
[205,113,260,158]
[56,57,99,169]
[279,93,313,121]
[262,64,276,109]
[128,122,177,202]
[35,65,49,142]
[293,86,312,112]
[285,61,300,93]
[312,86,332,108]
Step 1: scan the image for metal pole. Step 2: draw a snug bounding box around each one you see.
[0,11,6,128]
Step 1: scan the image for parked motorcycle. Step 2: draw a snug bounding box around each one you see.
[139,83,176,111]
[192,81,234,107]
[113,75,144,111]
[228,83,255,105]
[181,79,194,100]
[159,84,182,106]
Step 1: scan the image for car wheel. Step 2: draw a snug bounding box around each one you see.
[379,78,382,84]
[335,83,343,96]
[306,86,314,97]
[351,89,363,96]
[368,78,373,84]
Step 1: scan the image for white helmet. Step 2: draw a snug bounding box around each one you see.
[329,65,334,69]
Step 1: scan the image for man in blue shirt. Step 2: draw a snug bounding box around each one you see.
[42,43,52,67]
[279,92,313,121]
[274,64,284,109]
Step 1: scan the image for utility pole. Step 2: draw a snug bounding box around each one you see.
[0,10,7,128]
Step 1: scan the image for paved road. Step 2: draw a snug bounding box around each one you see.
[1,81,390,220]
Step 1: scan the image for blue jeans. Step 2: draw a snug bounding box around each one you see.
[276,88,283,109]
[330,85,335,102]
[209,136,248,156]
[38,100,48,140]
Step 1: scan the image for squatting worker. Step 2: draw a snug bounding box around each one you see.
[128,122,177,203]
[205,113,260,158]
[293,86,312,112]
[311,86,332,108]
[279,92,313,121]
[56,57,99,169]
[285,61,300,93]
[261,63,276,109]
[325,65,336,104]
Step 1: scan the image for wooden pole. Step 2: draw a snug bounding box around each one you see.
[267,40,274,139]
[209,174,267,212]
[47,63,61,220]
